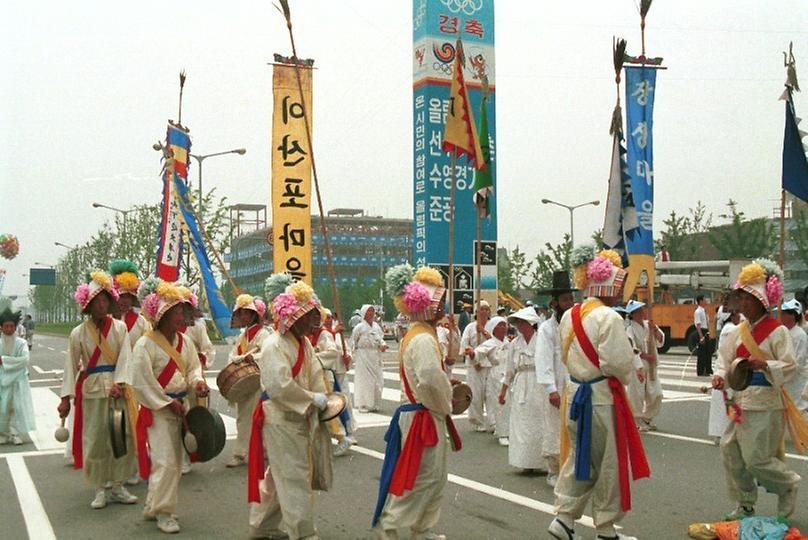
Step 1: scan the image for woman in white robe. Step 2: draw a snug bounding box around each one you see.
[0,308,35,444]
[500,307,546,472]
[350,304,386,412]
[474,316,509,445]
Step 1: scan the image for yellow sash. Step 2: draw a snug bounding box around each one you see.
[145,330,188,376]
[86,319,117,367]
[400,322,442,359]
[559,299,604,467]
[738,322,808,454]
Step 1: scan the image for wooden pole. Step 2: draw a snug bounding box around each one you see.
[448,153,457,316]
[277,3,343,324]
[475,206,482,317]
[780,189,787,270]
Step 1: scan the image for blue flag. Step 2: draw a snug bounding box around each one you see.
[782,94,808,203]
[172,174,238,338]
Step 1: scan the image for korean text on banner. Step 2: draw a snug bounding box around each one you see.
[156,124,190,281]
[271,63,313,285]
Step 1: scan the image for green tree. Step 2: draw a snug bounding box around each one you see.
[708,199,776,259]
[497,248,515,295]
[789,209,808,269]
[529,234,572,292]
[655,200,714,260]
[509,246,533,291]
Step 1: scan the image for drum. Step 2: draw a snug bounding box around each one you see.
[216,360,261,402]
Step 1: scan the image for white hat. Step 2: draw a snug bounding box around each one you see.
[508,307,541,326]
[781,298,803,314]
[625,300,646,315]
[484,316,508,335]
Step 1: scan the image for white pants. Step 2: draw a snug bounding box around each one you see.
[81,397,135,489]
[626,360,663,422]
[466,366,499,430]
[541,387,562,475]
[234,390,260,458]
[144,408,183,517]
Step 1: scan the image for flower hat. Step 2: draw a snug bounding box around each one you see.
[570,245,627,299]
[264,273,320,334]
[74,270,120,314]
[108,259,141,305]
[384,264,446,322]
[734,258,784,310]
[230,293,267,328]
[137,277,194,324]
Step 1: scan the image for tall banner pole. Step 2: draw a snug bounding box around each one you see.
[448,153,457,313]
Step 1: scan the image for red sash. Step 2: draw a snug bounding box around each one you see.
[307,327,324,348]
[72,316,113,470]
[238,324,262,355]
[570,303,650,512]
[388,348,462,496]
[247,337,306,503]
[136,334,183,480]
[124,310,139,333]
[736,316,781,359]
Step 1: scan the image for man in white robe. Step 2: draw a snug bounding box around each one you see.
[535,270,577,487]
[322,309,356,445]
[351,304,386,412]
[460,300,493,432]
[713,261,802,520]
[58,272,138,510]
[0,306,35,445]
[226,294,271,468]
[475,316,509,446]
[436,314,460,378]
[625,300,665,432]
[129,281,208,534]
[248,277,332,540]
[500,307,546,472]
[781,299,808,415]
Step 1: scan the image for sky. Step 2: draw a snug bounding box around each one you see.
[1,0,807,300]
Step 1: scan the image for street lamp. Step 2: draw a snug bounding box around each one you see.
[34,262,55,268]
[92,202,134,253]
[54,242,77,250]
[541,198,600,248]
[189,148,247,225]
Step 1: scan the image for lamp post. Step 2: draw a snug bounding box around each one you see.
[92,202,134,254]
[189,148,246,224]
[54,242,77,250]
[33,262,55,268]
[540,198,600,248]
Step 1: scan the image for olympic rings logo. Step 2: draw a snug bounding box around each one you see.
[440,0,483,16]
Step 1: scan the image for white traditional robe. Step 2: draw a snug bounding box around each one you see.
[228,324,272,459]
[0,335,35,435]
[250,331,331,540]
[129,331,203,518]
[62,317,133,488]
[436,324,460,378]
[785,324,808,411]
[473,335,507,434]
[120,310,150,350]
[554,301,635,532]
[350,320,385,411]
[376,326,453,537]
[184,318,216,368]
[716,317,800,505]
[460,321,493,429]
[626,320,664,422]
[535,316,566,474]
[502,331,546,469]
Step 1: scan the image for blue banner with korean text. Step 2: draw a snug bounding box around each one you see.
[623,67,656,256]
[413,0,497,308]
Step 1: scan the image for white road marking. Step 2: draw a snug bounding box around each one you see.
[645,431,808,462]
[6,454,57,540]
[46,347,55,351]
[349,445,598,529]
[31,366,63,376]
[28,388,65,451]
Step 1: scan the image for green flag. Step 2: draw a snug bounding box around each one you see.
[472,94,493,218]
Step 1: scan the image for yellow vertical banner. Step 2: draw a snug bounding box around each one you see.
[271,63,313,284]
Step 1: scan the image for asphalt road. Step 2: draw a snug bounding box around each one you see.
[1,333,806,539]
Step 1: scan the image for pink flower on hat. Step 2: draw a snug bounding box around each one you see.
[765,275,783,307]
[74,284,90,309]
[254,298,267,317]
[272,292,298,320]
[587,256,613,283]
[142,293,161,321]
[188,293,199,308]
[402,282,431,313]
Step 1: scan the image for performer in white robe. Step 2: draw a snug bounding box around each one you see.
[500,307,546,472]
[351,304,386,412]
[550,247,648,540]
[713,260,803,520]
[226,294,271,468]
[436,315,460,378]
[248,275,332,540]
[0,306,35,445]
[707,311,741,442]
[129,279,208,534]
[182,313,216,369]
[781,299,808,414]
[460,300,493,432]
[475,316,509,446]
[58,271,138,510]
[374,264,459,540]
[535,270,577,487]
[624,300,665,432]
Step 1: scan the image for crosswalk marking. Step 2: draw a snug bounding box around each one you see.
[6,455,57,540]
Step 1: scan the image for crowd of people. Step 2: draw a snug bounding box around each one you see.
[2,249,808,539]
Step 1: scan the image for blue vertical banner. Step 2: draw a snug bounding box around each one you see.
[413,0,497,308]
[623,66,656,256]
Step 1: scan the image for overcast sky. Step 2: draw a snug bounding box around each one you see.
[1,0,807,299]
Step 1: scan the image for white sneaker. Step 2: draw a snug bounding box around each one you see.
[497,437,509,447]
[333,438,351,457]
[596,534,637,540]
[473,425,487,433]
[90,490,107,509]
[226,455,246,468]
[546,474,558,487]
[778,486,798,518]
[109,485,138,504]
[9,434,23,446]
[548,518,578,540]
[345,435,358,445]
[157,514,181,534]
[181,461,192,475]
[412,530,446,540]
[125,474,140,486]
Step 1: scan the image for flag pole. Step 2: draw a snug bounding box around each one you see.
[275,1,343,328]
[448,153,456,316]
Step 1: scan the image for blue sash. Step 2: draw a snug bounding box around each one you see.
[328,369,352,433]
[85,365,115,375]
[371,403,425,527]
[569,375,607,481]
[167,391,187,399]
[260,391,270,401]
[749,372,771,387]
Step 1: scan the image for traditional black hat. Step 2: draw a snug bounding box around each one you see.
[0,308,22,326]
[536,270,578,297]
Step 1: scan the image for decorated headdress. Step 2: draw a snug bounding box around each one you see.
[264,273,320,334]
[384,264,446,322]
[230,293,267,328]
[74,270,119,314]
[570,245,627,299]
[108,259,141,305]
[0,298,22,326]
[734,258,784,310]
[137,277,193,324]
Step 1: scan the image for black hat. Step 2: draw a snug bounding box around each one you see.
[0,308,22,326]
[536,270,578,297]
